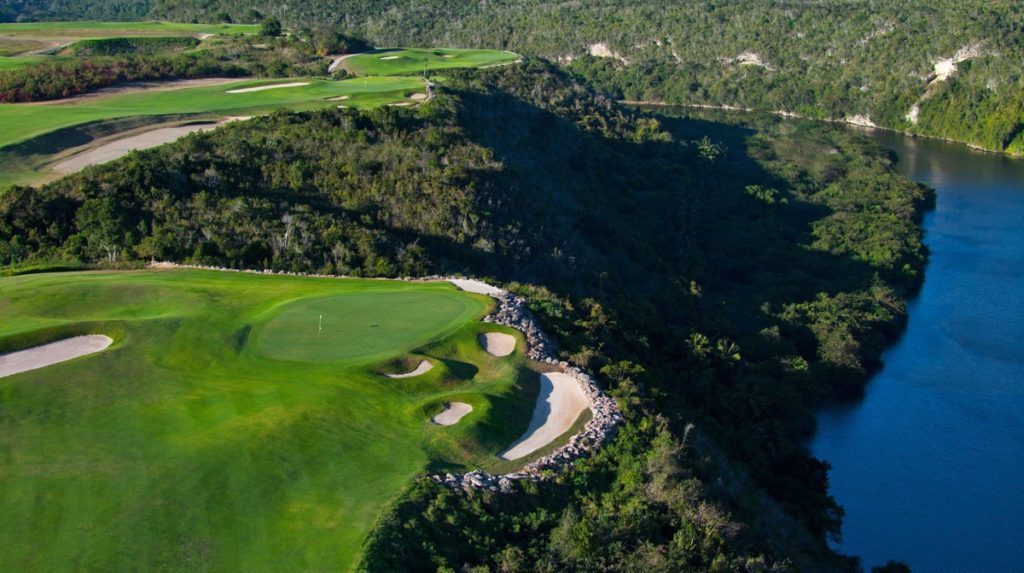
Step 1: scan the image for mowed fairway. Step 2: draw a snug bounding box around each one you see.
[0,269,521,572]
[340,48,520,76]
[0,77,426,149]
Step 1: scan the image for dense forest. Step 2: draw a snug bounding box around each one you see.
[202,0,1024,155]
[5,0,1020,154]
[0,61,930,571]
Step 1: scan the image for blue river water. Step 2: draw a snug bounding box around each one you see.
[810,130,1024,572]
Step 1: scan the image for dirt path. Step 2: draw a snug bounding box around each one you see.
[499,373,590,460]
[327,52,366,73]
[0,335,113,379]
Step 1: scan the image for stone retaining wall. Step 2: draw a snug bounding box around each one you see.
[436,283,623,493]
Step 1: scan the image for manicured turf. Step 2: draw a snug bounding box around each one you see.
[0,21,259,38]
[340,48,520,76]
[257,291,475,363]
[0,76,426,149]
[0,269,555,571]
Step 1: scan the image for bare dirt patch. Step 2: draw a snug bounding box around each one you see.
[499,373,590,460]
[432,402,473,426]
[51,117,251,174]
[0,335,113,379]
[478,332,515,356]
[225,81,309,94]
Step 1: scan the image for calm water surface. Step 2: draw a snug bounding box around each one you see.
[811,130,1024,572]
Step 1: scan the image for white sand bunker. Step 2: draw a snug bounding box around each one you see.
[380,55,400,60]
[385,359,433,379]
[409,93,427,100]
[0,335,113,379]
[432,402,472,426]
[479,332,515,356]
[226,81,309,94]
[328,94,350,101]
[500,373,590,460]
[450,278,505,296]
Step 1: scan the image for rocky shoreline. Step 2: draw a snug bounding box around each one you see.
[146,263,623,492]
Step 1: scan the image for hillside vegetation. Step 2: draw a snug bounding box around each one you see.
[25,0,1005,155]
[0,61,931,571]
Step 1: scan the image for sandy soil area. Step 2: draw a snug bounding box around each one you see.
[0,335,113,379]
[226,81,309,94]
[52,117,251,173]
[432,402,473,426]
[53,122,218,173]
[449,278,504,296]
[385,359,434,379]
[479,332,515,356]
[500,373,590,460]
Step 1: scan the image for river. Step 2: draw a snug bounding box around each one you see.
[810,129,1024,572]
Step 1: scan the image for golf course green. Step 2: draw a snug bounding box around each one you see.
[340,48,520,76]
[0,269,553,571]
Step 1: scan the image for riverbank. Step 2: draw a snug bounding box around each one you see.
[810,129,1024,572]
[622,100,1022,157]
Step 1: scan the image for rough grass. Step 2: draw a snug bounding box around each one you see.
[0,76,426,150]
[0,36,47,56]
[0,21,259,39]
[0,269,580,571]
[341,48,520,76]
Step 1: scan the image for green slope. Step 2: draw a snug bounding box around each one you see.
[0,269,548,571]
[340,48,519,76]
[0,76,425,149]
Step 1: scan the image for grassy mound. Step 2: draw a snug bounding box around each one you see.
[340,48,519,76]
[0,268,584,571]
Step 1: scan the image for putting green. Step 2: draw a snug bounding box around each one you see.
[0,269,553,572]
[340,48,520,76]
[256,290,480,363]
